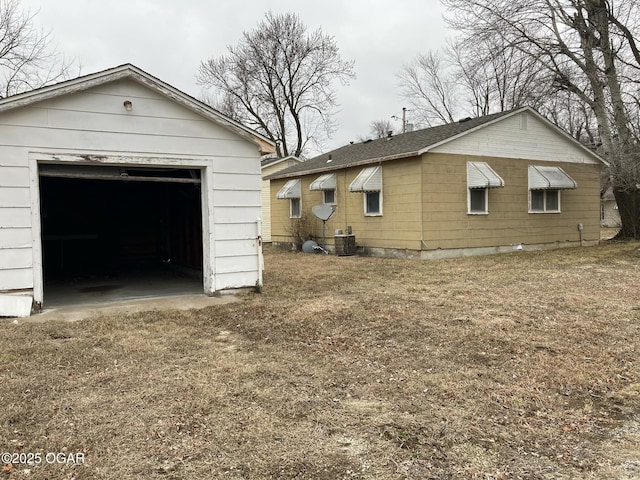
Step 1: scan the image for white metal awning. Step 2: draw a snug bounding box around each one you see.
[276,179,301,199]
[309,173,337,191]
[349,166,382,192]
[528,166,577,190]
[467,162,504,189]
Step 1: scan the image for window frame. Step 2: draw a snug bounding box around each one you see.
[364,191,382,216]
[529,189,561,213]
[467,187,489,215]
[323,188,336,205]
[289,197,301,218]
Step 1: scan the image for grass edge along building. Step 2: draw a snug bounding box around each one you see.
[266,107,606,259]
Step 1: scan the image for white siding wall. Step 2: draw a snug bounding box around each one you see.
[0,156,33,293]
[431,112,600,164]
[0,78,263,312]
[211,165,262,290]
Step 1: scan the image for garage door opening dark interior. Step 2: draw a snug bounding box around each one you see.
[39,168,203,305]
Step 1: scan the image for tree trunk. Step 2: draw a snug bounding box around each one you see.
[613,188,640,239]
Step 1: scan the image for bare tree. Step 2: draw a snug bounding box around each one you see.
[442,0,640,238]
[369,119,394,139]
[541,89,598,145]
[398,36,552,127]
[398,50,459,126]
[0,0,73,98]
[197,12,355,158]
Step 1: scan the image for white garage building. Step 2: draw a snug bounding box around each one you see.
[0,64,274,317]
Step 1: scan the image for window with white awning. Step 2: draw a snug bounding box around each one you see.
[276,179,302,218]
[309,173,336,191]
[349,166,382,192]
[350,166,382,215]
[528,166,576,213]
[467,162,504,214]
[276,179,301,199]
[467,162,504,189]
[528,166,576,190]
[310,173,337,204]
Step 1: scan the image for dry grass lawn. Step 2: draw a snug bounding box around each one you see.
[1,240,639,479]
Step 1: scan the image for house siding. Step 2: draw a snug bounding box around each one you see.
[271,158,423,250]
[270,152,601,255]
[421,153,601,250]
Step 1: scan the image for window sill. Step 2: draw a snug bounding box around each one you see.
[467,211,489,215]
[364,213,382,217]
[528,210,561,214]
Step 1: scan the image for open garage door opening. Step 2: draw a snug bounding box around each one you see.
[38,165,204,308]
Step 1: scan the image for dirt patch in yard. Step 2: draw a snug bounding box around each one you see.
[0,241,639,479]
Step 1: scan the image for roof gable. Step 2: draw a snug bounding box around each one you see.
[268,107,604,180]
[430,108,601,165]
[0,64,275,155]
[261,155,303,169]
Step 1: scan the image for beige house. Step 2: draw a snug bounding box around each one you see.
[267,107,605,258]
[261,156,302,242]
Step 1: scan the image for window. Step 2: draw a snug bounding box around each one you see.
[290,198,301,218]
[349,166,383,216]
[531,190,544,211]
[528,166,576,214]
[468,188,487,213]
[546,189,559,211]
[276,178,302,219]
[530,189,560,213]
[466,162,504,215]
[310,173,337,204]
[365,191,381,215]
[323,189,336,204]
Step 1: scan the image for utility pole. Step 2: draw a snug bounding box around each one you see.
[392,107,411,134]
[402,107,407,134]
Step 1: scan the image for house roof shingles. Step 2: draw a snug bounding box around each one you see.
[267,109,526,180]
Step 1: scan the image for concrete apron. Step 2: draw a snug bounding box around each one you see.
[25,294,240,322]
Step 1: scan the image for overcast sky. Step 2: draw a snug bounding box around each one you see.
[21,0,450,154]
